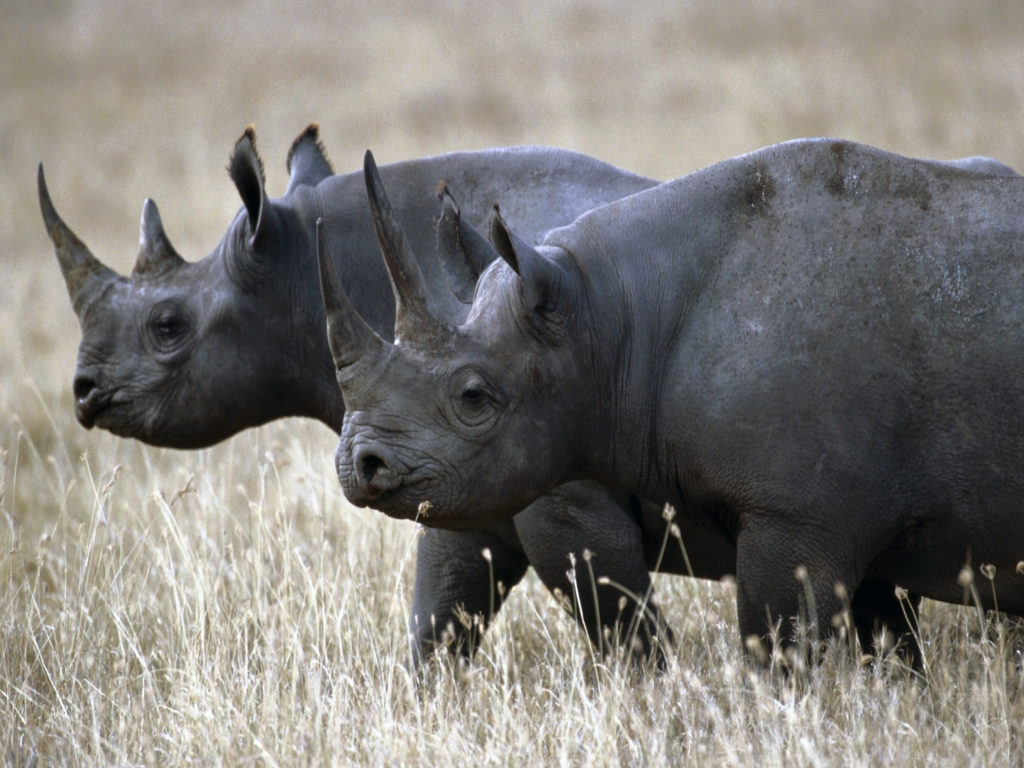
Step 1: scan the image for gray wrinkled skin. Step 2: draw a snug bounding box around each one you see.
[328,138,1024,659]
[42,126,719,662]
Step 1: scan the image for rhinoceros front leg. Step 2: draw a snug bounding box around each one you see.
[409,523,529,665]
[514,482,674,664]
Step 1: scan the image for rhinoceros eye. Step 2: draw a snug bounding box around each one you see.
[155,316,186,342]
[450,367,501,429]
[147,301,192,353]
[461,385,485,406]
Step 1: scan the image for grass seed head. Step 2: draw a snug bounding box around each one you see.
[745,634,769,664]
[958,566,974,587]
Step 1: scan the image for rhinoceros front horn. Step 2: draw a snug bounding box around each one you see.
[134,198,187,277]
[363,150,449,343]
[316,218,387,369]
[38,163,119,314]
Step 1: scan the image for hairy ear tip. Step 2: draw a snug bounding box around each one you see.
[285,124,333,189]
[232,125,257,155]
[288,123,322,155]
[230,128,265,181]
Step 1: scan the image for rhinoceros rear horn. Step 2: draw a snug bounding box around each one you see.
[228,126,270,245]
[133,199,186,277]
[285,123,334,195]
[38,163,119,313]
[316,218,387,369]
[363,150,449,342]
[435,185,501,304]
[490,208,561,315]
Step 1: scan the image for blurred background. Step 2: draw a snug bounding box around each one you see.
[1,0,1023,521]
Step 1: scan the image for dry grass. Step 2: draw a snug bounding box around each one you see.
[2,0,1024,764]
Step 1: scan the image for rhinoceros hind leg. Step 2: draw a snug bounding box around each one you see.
[850,579,922,669]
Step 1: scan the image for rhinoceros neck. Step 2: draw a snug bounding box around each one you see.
[277,148,660,435]
[555,161,745,503]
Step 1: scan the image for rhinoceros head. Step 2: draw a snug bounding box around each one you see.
[41,125,338,447]
[321,152,596,528]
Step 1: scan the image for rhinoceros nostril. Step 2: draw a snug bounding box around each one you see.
[348,445,401,501]
[361,453,387,484]
[73,375,97,400]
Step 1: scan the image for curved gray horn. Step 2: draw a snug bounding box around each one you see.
[134,198,186,276]
[436,185,501,304]
[38,163,119,312]
[363,150,448,342]
[317,218,387,369]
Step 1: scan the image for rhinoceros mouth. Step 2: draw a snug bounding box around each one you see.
[75,389,131,429]
[341,470,431,515]
[363,475,446,519]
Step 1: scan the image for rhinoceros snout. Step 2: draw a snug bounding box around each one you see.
[343,442,402,504]
[72,373,107,428]
[73,373,96,401]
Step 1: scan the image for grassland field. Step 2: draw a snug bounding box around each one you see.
[1,0,1024,764]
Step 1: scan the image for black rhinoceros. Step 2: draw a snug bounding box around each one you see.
[42,126,746,663]
[320,139,1024,661]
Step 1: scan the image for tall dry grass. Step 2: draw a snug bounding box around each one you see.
[2,0,1023,764]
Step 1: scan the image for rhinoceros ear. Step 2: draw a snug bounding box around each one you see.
[133,199,186,277]
[285,123,334,196]
[489,208,562,316]
[435,185,500,304]
[228,126,270,245]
